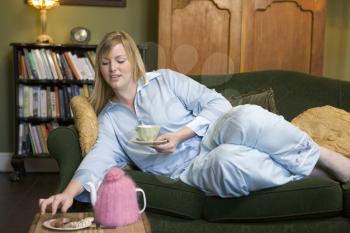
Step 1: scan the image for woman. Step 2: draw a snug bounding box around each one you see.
[39,31,350,215]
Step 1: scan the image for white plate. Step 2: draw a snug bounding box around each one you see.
[132,139,168,145]
[42,217,93,231]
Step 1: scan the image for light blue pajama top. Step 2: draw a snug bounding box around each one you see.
[73,69,232,201]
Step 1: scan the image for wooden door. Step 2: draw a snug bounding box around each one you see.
[158,0,242,75]
[240,0,327,75]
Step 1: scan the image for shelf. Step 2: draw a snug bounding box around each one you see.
[18,117,74,124]
[10,43,97,49]
[12,154,51,159]
[18,79,94,85]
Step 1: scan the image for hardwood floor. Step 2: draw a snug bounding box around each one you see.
[0,173,59,233]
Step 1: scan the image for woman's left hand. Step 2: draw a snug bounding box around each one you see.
[152,132,181,153]
[152,127,197,153]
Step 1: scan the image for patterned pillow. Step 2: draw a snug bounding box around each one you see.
[228,88,279,114]
[70,96,98,156]
[292,105,350,158]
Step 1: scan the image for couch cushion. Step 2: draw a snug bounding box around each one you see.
[227,88,278,114]
[342,183,350,217]
[203,177,342,222]
[127,170,205,219]
[292,105,350,158]
[70,96,98,156]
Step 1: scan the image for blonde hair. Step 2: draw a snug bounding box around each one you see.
[89,31,146,114]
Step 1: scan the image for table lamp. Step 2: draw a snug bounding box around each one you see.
[27,0,59,43]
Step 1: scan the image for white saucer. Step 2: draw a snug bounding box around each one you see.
[132,139,168,145]
[42,217,93,231]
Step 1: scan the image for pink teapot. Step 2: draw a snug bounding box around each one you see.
[86,167,146,227]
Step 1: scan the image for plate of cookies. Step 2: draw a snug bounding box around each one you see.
[42,217,94,231]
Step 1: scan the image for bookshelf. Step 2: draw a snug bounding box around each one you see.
[10,43,149,180]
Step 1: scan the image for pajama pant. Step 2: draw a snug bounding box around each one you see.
[179,104,320,197]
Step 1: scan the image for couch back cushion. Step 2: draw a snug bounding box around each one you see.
[342,183,350,217]
[191,70,347,121]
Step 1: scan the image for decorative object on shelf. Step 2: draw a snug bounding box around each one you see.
[60,0,126,7]
[70,27,91,44]
[26,0,59,44]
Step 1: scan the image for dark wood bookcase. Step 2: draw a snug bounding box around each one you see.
[10,43,97,180]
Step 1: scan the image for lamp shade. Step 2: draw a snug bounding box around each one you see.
[27,0,59,10]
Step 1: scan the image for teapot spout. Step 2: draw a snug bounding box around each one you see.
[86,182,97,206]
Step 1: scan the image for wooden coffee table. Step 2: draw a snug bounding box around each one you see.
[28,212,151,233]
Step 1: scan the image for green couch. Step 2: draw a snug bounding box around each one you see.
[47,70,350,233]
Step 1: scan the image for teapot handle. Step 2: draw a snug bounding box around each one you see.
[135,188,147,213]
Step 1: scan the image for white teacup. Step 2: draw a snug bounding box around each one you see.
[136,125,160,142]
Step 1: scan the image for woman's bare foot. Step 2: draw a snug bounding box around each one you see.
[309,165,334,180]
[316,146,350,183]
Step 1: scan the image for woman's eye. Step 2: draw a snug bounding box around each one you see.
[117,60,125,64]
[101,62,109,66]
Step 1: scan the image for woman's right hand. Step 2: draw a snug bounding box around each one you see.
[39,193,74,215]
[39,180,84,215]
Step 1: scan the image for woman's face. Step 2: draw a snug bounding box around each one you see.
[100,43,134,93]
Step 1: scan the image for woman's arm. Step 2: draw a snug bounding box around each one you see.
[39,110,130,213]
[163,69,232,136]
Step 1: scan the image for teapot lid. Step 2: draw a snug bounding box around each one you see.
[104,168,125,182]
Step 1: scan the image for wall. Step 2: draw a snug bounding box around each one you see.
[323,0,350,80]
[0,0,158,156]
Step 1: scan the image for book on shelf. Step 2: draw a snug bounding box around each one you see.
[31,49,46,80]
[86,51,96,66]
[39,49,53,80]
[59,52,75,80]
[17,123,24,155]
[18,84,24,118]
[50,90,57,118]
[46,86,52,118]
[54,86,61,118]
[23,48,39,80]
[40,88,47,118]
[63,51,81,80]
[28,123,39,154]
[42,49,57,80]
[18,122,59,155]
[50,51,64,80]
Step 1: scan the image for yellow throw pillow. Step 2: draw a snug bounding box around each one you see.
[292,105,350,158]
[70,96,98,156]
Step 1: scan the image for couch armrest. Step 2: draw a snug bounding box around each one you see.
[47,127,83,193]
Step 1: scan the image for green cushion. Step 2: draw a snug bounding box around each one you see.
[227,88,279,114]
[341,183,350,217]
[127,170,204,219]
[203,177,342,222]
